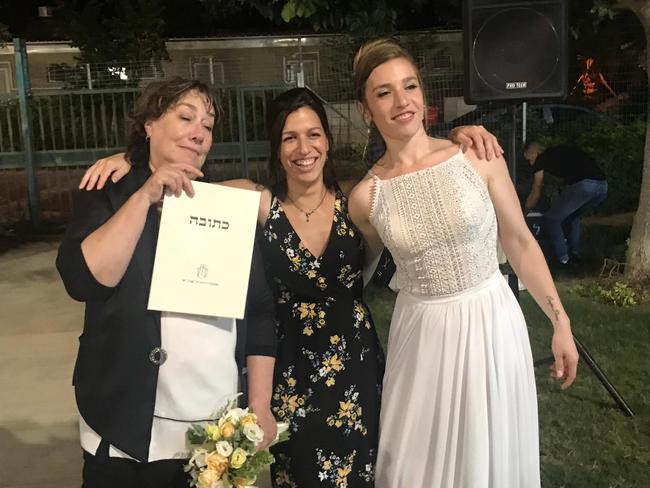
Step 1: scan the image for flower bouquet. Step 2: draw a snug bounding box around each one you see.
[185,395,289,488]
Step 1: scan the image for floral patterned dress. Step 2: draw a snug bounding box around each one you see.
[262,185,385,488]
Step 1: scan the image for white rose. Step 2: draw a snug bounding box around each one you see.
[243,422,264,445]
[225,407,247,423]
[189,448,209,468]
[215,440,233,458]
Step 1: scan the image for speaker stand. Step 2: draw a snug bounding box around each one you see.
[504,104,634,417]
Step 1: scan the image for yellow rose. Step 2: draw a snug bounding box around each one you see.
[206,452,228,477]
[221,421,235,439]
[230,447,248,469]
[197,468,221,488]
[240,414,257,427]
[205,424,221,441]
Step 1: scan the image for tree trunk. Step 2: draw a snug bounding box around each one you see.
[619,0,650,280]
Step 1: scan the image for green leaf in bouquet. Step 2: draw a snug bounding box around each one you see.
[187,424,209,445]
[276,429,291,444]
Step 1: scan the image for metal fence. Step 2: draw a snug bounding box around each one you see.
[0,33,647,228]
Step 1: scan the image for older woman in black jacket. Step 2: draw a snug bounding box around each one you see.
[57,78,276,488]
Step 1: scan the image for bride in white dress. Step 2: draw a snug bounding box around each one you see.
[348,39,579,488]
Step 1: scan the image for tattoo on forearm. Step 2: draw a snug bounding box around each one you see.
[546,296,561,322]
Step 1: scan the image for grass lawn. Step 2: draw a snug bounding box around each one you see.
[363,280,650,487]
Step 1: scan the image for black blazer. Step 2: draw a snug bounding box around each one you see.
[56,165,276,462]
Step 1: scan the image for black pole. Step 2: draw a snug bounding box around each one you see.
[505,104,519,299]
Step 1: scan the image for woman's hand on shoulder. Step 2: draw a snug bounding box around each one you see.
[449,125,504,161]
[79,152,132,191]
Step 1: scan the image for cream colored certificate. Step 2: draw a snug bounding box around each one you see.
[148,181,261,319]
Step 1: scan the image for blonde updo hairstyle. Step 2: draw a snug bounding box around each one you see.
[352,38,428,130]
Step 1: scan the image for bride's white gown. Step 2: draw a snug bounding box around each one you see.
[370,150,540,488]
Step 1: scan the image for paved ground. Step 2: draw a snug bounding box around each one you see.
[0,242,271,488]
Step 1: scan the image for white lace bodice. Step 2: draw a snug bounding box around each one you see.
[369,150,499,297]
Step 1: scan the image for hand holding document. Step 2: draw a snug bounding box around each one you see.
[148,181,261,319]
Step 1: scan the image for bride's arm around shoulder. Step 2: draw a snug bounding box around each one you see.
[465,147,579,390]
[348,176,383,264]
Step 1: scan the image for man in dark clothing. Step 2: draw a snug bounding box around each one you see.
[523,142,608,265]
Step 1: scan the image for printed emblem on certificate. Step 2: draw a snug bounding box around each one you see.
[148,182,261,319]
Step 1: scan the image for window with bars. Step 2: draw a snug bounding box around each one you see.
[190,57,225,85]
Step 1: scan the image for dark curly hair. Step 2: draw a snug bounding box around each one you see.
[125,78,221,167]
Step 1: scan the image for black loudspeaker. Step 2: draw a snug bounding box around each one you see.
[463,0,568,103]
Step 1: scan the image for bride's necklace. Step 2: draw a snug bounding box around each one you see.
[286,187,328,222]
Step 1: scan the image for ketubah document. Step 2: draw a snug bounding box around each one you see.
[148,181,261,319]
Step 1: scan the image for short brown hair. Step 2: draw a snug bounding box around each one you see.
[125,77,221,166]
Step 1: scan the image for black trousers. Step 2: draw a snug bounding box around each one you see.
[81,440,189,488]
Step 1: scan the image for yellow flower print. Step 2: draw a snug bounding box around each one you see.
[329,354,343,372]
[316,449,356,487]
[273,367,318,432]
[318,310,326,319]
[325,377,336,387]
[281,394,300,413]
[337,465,352,480]
[326,386,368,436]
[298,303,316,320]
[338,400,354,418]
[337,224,347,237]
[306,269,317,279]
[330,335,340,345]
[303,326,314,336]
[322,354,343,373]
[317,277,327,290]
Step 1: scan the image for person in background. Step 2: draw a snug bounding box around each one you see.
[523,141,608,267]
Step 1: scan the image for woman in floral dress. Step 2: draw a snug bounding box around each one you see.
[260,88,384,488]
